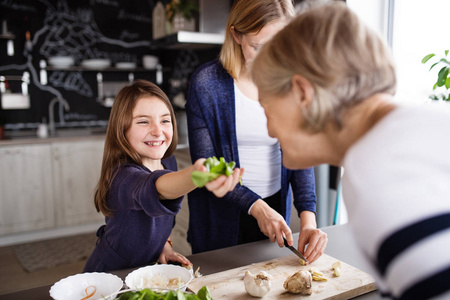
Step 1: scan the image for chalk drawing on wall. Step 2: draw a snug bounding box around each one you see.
[1,0,152,99]
[49,71,93,97]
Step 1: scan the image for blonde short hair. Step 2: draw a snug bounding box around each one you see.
[252,2,397,132]
[220,0,294,79]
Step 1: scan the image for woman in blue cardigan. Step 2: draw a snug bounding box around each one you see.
[185,0,327,262]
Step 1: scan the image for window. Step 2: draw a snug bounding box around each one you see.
[348,0,450,105]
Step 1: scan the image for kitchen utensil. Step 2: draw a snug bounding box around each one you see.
[37,123,48,138]
[283,237,308,263]
[188,254,376,299]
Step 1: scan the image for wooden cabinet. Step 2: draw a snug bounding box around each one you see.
[52,139,105,227]
[0,143,54,235]
[0,137,105,236]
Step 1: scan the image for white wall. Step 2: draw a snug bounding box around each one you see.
[347,0,389,39]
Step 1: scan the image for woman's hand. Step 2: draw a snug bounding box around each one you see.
[194,158,245,198]
[298,227,328,263]
[158,241,192,266]
[249,199,293,247]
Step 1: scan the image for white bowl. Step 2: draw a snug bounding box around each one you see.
[81,59,111,69]
[115,62,136,69]
[48,56,75,68]
[142,55,159,69]
[49,272,123,300]
[125,264,193,292]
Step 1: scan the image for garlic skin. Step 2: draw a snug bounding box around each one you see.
[283,270,313,295]
[243,270,272,297]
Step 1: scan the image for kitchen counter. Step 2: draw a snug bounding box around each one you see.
[0,128,107,146]
[0,224,383,299]
[0,128,189,149]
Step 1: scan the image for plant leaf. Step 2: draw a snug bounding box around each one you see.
[440,58,450,66]
[192,157,237,187]
[191,171,210,188]
[429,62,439,71]
[422,53,435,64]
[445,50,449,56]
[197,286,213,300]
[437,66,449,87]
[446,77,450,90]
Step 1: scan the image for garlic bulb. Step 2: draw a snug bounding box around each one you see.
[283,270,313,295]
[243,270,272,297]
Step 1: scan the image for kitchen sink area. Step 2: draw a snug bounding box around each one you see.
[1,127,107,143]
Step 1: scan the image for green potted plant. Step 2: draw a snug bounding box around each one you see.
[166,0,198,33]
[421,50,450,101]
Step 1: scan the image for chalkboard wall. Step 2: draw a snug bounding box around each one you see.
[0,0,222,131]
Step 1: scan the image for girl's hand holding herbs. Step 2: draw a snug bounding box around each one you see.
[193,157,244,198]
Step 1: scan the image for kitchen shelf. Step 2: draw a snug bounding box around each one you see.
[0,34,15,40]
[45,66,171,72]
[151,31,224,49]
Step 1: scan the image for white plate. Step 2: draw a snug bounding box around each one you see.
[115,62,136,69]
[48,56,75,68]
[125,264,193,292]
[81,59,111,69]
[49,272,123,300]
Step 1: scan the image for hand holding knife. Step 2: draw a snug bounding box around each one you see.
[283,237,309,264]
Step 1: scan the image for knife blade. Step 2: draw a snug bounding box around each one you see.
[283,237,308,263]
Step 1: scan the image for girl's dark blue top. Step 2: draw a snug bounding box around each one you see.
[83,156,182,272]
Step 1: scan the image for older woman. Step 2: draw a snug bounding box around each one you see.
[251,2,450,300]
[185,0,327,261]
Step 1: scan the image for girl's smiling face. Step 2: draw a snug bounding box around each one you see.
[126,96,173,170]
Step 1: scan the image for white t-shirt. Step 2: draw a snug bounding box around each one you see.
[234,83,281,199]
[342,102,450,299]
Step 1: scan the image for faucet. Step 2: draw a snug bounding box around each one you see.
[48,97,70,136]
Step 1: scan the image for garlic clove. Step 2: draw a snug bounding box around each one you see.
[332,261,342,277]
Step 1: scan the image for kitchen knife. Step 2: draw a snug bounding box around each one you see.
[283,237,309,263]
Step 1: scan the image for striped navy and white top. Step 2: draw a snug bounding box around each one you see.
[342,103,450,300]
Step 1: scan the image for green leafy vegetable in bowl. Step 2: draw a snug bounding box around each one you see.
[191,156,237,188]
[117,286,212,300]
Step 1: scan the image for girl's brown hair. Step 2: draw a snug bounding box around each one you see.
[95,80,178,217]
[220,0,294,79]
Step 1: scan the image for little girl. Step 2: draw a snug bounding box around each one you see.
[83,80,243,272]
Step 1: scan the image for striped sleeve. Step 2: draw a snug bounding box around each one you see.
[375,213,450,300]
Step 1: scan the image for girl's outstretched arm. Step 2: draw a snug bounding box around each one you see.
[156,158,244,199]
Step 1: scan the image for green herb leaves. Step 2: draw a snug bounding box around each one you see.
[118,286,212,300]
[191,156,237,188]
[422,50,450,101]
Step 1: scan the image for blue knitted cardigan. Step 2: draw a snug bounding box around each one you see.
[185,59,317,253]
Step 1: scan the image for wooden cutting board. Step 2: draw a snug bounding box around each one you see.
[188,254,376,299]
